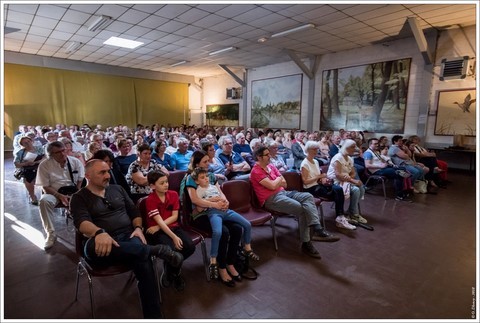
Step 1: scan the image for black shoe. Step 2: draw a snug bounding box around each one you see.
[312,229,340,242]
[395,195,413,202]
[209,263,219,280]
[227,269,242,282]
[152,245,184,268]
[219,277,235,287]
[173,274,185,292]
[301,242,321,259]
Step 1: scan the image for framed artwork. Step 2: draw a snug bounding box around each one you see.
[320,58,411,133]
[434,88,476,136]
[251,74,302,129]
[205,104,239,126]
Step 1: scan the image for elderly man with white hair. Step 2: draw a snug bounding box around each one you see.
[170,137,193,171]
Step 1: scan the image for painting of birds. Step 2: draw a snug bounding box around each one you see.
[454,93,476,113]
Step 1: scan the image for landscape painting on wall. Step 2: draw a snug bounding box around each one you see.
[434,88,476,136]
[251,74,302,129]
[320,58,411,133]
[206,104,239,126]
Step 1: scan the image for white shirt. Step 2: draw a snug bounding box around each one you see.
[36,156,85,191]
[300,158,321,189]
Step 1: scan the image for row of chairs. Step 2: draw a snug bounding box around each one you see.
[73,168,352,318]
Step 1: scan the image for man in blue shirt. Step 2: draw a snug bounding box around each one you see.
[170,137,192,170]
[217,136,250,180]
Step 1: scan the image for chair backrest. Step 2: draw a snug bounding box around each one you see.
[221,180,252,213]
[320,165,329,175]
[168,170,187,194]
[136,196,149,228]
[281,171,304,192]
[75,230,86,257]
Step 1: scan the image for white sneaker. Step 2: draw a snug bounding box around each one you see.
[44,233,57,250]
[335,215,356,230]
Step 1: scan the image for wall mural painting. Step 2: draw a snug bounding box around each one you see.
[320,58,411,133]
[251,74,302,129]
[205,104,239,126]
[434,88,476,136]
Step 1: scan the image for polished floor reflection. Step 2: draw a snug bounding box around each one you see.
[3,153,477,320]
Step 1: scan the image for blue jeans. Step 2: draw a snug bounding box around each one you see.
[264,190,320,243]
[373,167,405,196]
[207,208,251,258]
[347,184,365,215]
[84,230,162,319]
[404,165,424,182]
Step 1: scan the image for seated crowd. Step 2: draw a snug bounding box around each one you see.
[11,122,449,318]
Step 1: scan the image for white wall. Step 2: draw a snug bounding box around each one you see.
[219,25,476,147]
[202,73,244,127]
[426,25,476,146]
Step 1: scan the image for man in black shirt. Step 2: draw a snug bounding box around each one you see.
[71,159,183,318]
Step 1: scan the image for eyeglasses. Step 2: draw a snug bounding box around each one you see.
[262,153,271,157]
[102,198,114,210]
[51,149,66,155]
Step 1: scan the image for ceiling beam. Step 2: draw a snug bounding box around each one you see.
[285,49,314,79]
[407,17,433,65]
[219,65,245,87]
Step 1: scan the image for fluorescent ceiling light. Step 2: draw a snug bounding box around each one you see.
[103,36,144,49]
[271,23,315,38]
[87,15,112,32]
[171,60,188,67]
[208,46,237,56]
[65,41,83,53]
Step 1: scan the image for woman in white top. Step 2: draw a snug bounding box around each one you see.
[327,139,367,228]
[300,141,350,230]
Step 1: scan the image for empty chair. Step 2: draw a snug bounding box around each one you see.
[364,171,388,200]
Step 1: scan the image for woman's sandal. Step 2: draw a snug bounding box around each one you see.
[209,263,219,280]
[244,249,260,261]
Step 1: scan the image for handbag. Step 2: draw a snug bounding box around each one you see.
[13,168,25,180]
[414,179,428,194]
[57,158,79,196]
[13,149,27,180]
[57,185,78,196]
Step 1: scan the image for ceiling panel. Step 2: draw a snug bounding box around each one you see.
[2,2,477,78]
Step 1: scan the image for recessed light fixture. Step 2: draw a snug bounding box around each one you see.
[208,46,237,56]
[271,23,315,38]
[87,15,112,32]
[103,36,143,49]
[257,37,268,43]
[171,60,188,67]
[65,41,83,53]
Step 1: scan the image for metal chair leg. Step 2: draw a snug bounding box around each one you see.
[200,239,210,281]
[270,216,278,251]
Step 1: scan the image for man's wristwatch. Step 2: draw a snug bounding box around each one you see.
[94,228,106,237]
[134,225,143,231]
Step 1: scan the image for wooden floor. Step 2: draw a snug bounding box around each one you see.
[2,153,477,320]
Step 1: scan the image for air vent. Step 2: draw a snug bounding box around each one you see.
[440,56,469,81]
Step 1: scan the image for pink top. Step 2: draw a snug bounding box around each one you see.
[250,163,284,206]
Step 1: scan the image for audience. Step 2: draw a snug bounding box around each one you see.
[250,146,338,259]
